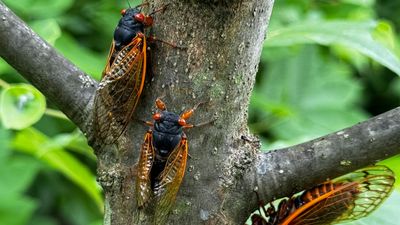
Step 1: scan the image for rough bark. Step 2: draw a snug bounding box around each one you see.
[95,1,274,224]
[1,0,399,225]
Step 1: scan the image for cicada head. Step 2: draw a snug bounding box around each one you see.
[153,111,184,135]
[114,7,146,51]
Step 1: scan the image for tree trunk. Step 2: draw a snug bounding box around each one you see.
[94,0,275,224]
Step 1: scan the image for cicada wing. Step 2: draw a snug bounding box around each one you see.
[93,35,147,144]
[279,182,358,225]
[136,131,155,208]
[153,137,188,225]
[249,214,269,225]
[281,165,395,225]
[331,165,395,223]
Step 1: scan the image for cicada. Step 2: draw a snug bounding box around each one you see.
[93,4,166,144]
[248,165,395,225]
[136,98,199,224]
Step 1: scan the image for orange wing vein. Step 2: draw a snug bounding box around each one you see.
[136,130,155,208]
[153,136,188,225]
[281,165,395,225]
[93,35,147,144]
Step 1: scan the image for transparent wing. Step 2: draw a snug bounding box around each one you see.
[281,165,395,225]
[331,165,395,223]
[153,137,188,225]
[93,35,147,144]
[135,131,154,208]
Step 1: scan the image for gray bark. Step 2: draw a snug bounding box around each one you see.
[1,0,399,224]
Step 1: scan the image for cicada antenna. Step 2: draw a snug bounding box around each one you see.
[126,0,132,8]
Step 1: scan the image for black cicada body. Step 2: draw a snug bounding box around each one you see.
[136,98,198,225]
[93,4,156,145]
[104,6,154,72]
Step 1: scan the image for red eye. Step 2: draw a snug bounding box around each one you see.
[153,113,161,121]
[178,118,186,126]
[134,13,145,22]
[120,9,127,15]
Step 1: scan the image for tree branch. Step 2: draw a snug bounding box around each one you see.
[0,1,96,131]
[227,106,400,223]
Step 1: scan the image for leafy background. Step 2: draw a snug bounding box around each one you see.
[0,0,399,224]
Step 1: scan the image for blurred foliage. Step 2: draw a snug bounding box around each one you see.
[0,0,399,224]
[1,84,46,129]
[248,0,400,224]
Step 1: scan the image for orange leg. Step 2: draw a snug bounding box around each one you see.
[155,98,167,111]
[181,102,204,120]
[182,120,215,129]
[181,101,215,128]
[135,118,153,127]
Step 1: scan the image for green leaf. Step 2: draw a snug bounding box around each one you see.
[55,34,104,79]
[0,195,36,225]
[389,78,400,97]
[52,130,96,160]
[265,20,400,76]
[251,45,368,144]
[3,0,74,19]
[0,84,46,130]
[89,220,104,225]
[0,59,12,74]
[30,19,61,45]
[0,125,11,162]
[0,145,39,225]
[0,156,40,197]
[59,187,103,225]
[340,0,374,7]
[27,216,58,225]
[12,128,103,210]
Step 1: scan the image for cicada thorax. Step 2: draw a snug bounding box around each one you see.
[104,7,150,72]
[251,165,395,225]
[136,99,195,225]
[113,7,146,51]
